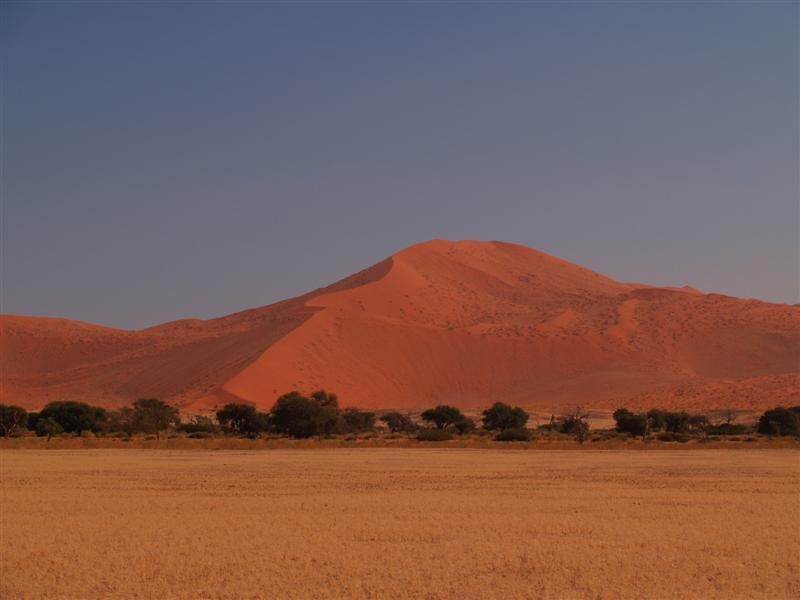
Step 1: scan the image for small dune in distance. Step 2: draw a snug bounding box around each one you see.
[2,239,797,412]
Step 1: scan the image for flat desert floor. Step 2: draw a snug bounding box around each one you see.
[1,449,798,599]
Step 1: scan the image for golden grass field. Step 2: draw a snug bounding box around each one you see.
[1,449,798,599]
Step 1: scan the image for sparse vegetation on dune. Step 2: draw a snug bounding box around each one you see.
[1,449,798,599]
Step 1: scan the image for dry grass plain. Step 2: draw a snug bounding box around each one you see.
[1,449,798,599]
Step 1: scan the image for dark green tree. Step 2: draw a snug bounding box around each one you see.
[613,408,648,438]
[688,414,710,436]
[26,411,41,432]
[310,390,339,409]
[270,391,339,438]
[0,404,28,436]
[379,412,418,434]
[453,417,475,435]
[341,408,375,433]
[482,402,529,431]
[664,411,690,434]
[216,403,268,437]
[646,409,668,432]
[757,407,800,437]
[35,417,64,441]
[108,407,136,436]
[130,398,180,439]
[420,405,465,430]
[39,401,108,434]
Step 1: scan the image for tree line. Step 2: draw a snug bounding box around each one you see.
[1,394,798,442]
[613,406,800,439]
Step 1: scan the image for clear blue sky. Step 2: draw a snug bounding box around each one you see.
[2,1,797,328]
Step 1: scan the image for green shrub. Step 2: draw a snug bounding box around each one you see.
[688,414,710,435]
[656,432,691,443]
[26,411,40,431]
[420,405,475,435]
[453,417,475,435]
[178,416,218,435]
[494,427,533,441]
[664,411,690,433]
[129,398,180,440]
[341,408,375,433]
[379,412,418,434]
[35,417,64,440]
[39,401,107,434]
[646,409,668,432]
[613,408,647,437]
[559,408,590,444]
[270,391,339,438]
[187,431,213,439]
[707,423,750,436]
[0,405,28,436]
[216,403,269,437]
[482,402,529,431]
[416,428,454,442]
[420,405,466,430]
[756,407,800,437]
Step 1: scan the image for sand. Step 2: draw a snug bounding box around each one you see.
[1,448,798,599]
[2,239,798,410]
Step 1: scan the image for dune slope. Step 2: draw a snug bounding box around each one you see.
[2,240,798,410]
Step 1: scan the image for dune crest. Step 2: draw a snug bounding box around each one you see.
[2,239,798,410]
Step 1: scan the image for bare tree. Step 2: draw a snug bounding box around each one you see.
[560,407,590,444]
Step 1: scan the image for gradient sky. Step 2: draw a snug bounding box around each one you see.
[2,1,797,329]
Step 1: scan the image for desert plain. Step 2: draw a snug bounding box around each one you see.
[1,448,798,599]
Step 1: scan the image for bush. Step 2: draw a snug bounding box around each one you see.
[656,432,691,443]
[688,414,710,435]
[416,428,454,442]
[379,412,418,434]
[420,405,466,430]
[0,405,28,436]
[178,416,218,435]
[494,427,533,442]
[310,389,339,409]
[482,402,529,431]
[453,417,475,435]
[664,411,690,434]
[559,408,590,444]
[756,407,800,437]
[187,431,213,439]
[40,401,107,434]
[420,405,474,435]
[613,408,648,437]
[341,408,375,433]
[707,423,750,436]
[646,409,668,432]
[216,403,269,437]
[26,411,40,431]
[270,391,339,438]
[35,417,64,440]
[129,398,180,439]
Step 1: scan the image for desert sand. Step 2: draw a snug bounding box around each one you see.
[2,239,798,410]
[1,449,798,599]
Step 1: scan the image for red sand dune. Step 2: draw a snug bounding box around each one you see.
[2,240,798,411]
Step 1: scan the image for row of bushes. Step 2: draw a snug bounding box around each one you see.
[613,406,800,438]
[2,396,799,442]
[0,398,180,440]
[0,397,556,442]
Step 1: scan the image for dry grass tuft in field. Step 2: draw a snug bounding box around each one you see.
[1,449,798,599]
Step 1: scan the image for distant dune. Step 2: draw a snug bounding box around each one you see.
[2,239,798,410]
